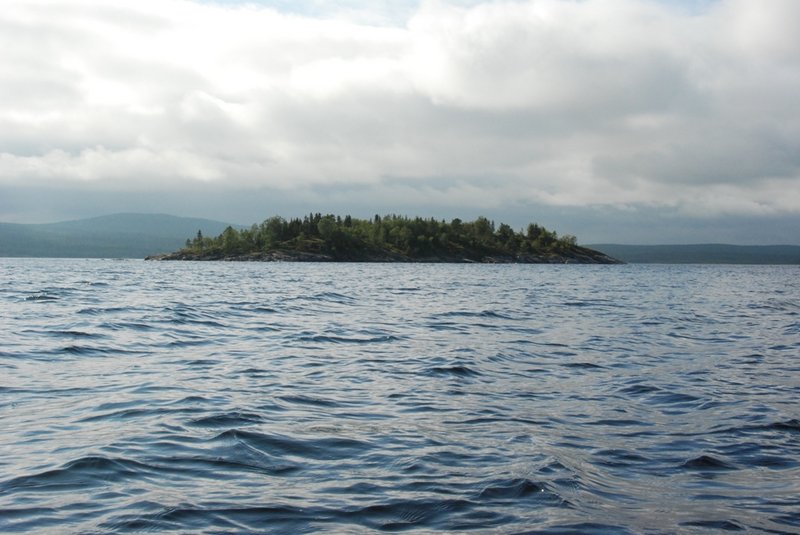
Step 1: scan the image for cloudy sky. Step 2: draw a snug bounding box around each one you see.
[1,0,798,244]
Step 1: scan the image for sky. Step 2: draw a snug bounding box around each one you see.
[1,0,798,244]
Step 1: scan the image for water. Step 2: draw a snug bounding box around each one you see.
[1,259,798,534]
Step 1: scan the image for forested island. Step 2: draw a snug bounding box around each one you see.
[146,214,620,264]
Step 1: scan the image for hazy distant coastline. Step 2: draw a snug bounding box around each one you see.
[1,213,797,264]
[0,213,236,259]
[590,244,800,265]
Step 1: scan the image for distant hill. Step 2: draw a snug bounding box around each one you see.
[589,244,800,264]
[0,213,238,258]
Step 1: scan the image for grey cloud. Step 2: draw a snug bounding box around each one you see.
[0,0,798,231]
[594,134,800,186]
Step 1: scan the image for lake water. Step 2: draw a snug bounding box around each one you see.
[1,259,798,534]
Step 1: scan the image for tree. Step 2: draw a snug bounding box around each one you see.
[221,226,240,254]
[526,224,542,241]
[496,223,514,244]
[560,234,577,247]
[317,215,336,241]
[262,216,285,248]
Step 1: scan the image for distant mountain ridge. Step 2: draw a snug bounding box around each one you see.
[589,244,800,264]
[0,213,238,258]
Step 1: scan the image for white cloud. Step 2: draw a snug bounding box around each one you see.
[0,0,798,218]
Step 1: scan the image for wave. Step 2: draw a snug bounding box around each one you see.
[188,412,267,428]
[1,456,154,493]
[293,333,401,345]
[211,429,374,461]
[23,293,60,302]
[425,364,482,377]
[433,310,516,320]
[680,455,737,471]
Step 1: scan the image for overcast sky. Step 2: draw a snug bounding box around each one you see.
[1,0,798,244]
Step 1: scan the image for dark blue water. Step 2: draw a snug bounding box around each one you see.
[1,259,798,534]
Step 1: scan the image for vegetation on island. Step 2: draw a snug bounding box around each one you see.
[151,214,619,263]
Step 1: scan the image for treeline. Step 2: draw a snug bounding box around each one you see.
[183,214,579,260]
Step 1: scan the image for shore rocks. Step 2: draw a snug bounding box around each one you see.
[146,246,621,264]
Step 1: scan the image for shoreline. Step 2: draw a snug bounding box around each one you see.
[145,248,622,264]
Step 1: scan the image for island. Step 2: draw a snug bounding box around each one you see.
[146,214,621,264]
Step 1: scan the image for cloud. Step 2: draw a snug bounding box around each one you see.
[0,0,798,221]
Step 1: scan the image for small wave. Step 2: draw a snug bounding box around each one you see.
[54,330,101,338]
[79,408,157,423]
[1,456,153,493]
[238,367,271,377]
[730,419,800,437]
[101,504,310,532]
[343,498,474,531]
[56,345,114,357]
[747,455,798,469]
[169,316,226,328]
[591,419,651,427]
[99,321,153,331]
[530,522,635,534]
[749,299,800,313]
[188,412,266,428]
[563,300,593,307]
[79,406,205,423]
[212,429,373,461]
[172,395,218,405]
[167,338,218,348]
[561,362,605,370]
[680,455,737,471]
[419,450,491,468]
[150,455,299,478]
[562,299,621,309]
[294,334,401,345]
[425,321,470,332]
[592,449,651,467]
[680,519,745,531]
[179,358,221,367]
[21,328,102,340]
[23,293,59,302]
[245,305,278,314]
[399,404,454,414]
[425,365,482,377]
[277,395,342,408]
[476,478,551,500]
[618,384,661,396]
[104,499,479,533]
[771,419,800,432]
[325,482,388,495]
[302,291,356,304]
[389,287,421,293]
[434,310,514,320]
[78,306,132,316]
[646,391,702,406]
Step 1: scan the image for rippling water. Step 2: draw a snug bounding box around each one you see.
[1,259,799,534]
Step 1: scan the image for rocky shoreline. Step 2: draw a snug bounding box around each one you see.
[145,246,621,264]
